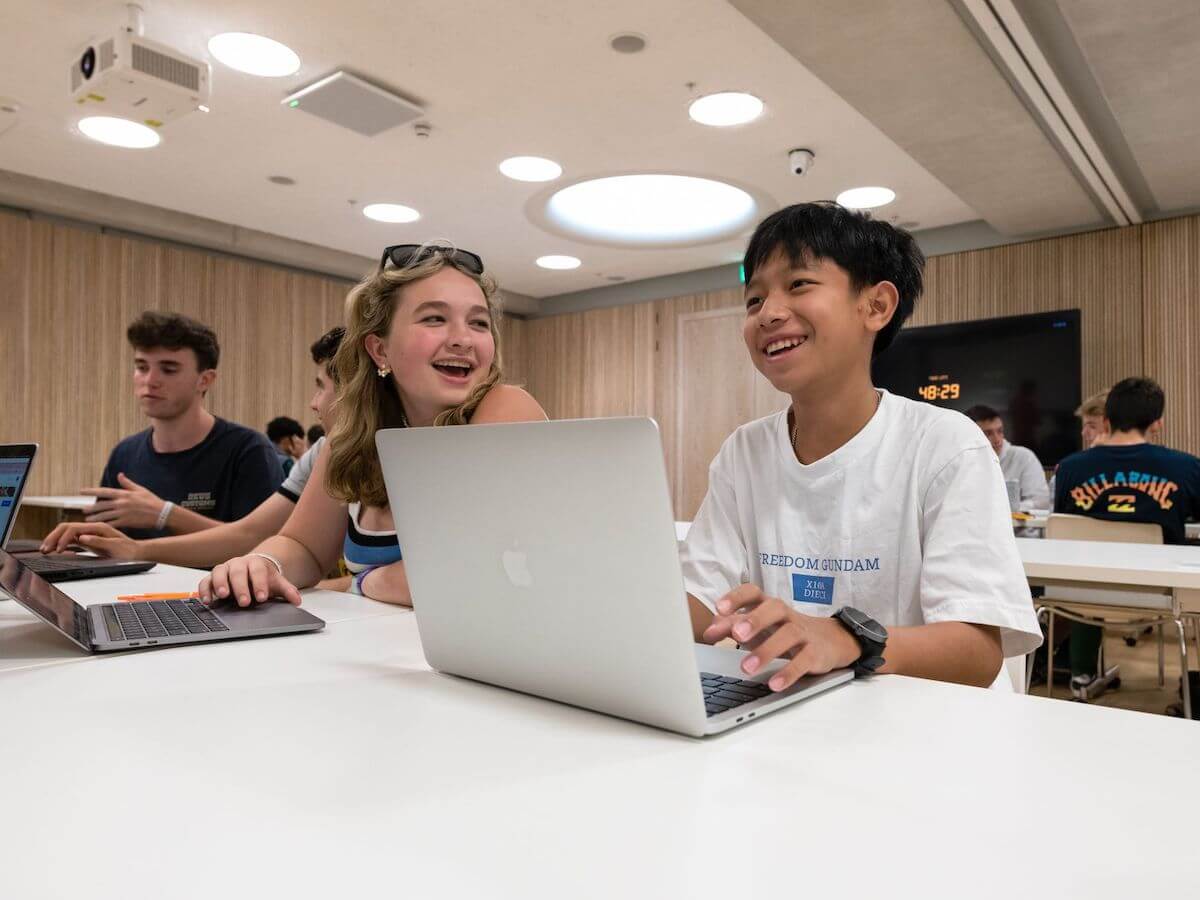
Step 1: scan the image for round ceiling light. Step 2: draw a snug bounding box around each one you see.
[836,186,896,210]
[610,33,646,53]
[362,203,420,223]
[499,156,562,183]
[545,174,758,246]
[78,116,160,149]
[208,32,300,77]
[536,255,581,270]
[687,91,764,127]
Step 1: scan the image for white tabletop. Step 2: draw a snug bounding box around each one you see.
[1016,536,1200,591]
[1,608,1197,898]
[19,494,97,510]
[0,563,401,675]
[1016,512,1199,540]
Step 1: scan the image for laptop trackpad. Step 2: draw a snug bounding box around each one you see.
[213,600,324,631]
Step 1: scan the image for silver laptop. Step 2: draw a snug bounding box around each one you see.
[377,417,851,737]
[0,443,156,581]
[0,548,325,652]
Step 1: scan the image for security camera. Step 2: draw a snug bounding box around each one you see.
[788,148,815,176]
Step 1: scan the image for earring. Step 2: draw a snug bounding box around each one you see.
[377,365,391,378]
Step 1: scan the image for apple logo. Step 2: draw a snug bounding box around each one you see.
[501,545,534,588]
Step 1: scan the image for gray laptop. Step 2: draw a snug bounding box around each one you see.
[0,443,156,581]
[377,417,851,738]
[0,548,325,652]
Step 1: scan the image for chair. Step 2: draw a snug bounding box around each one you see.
[1030,513,1193,717]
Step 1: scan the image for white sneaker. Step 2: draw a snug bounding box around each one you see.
[1070,673,1103,701]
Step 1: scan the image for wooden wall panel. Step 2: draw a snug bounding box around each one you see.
[0,213,354,496]
[1142,217,1200,456]
[509,213,1200,518]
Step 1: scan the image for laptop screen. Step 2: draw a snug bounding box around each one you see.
[0,549,92,651]
[0,445,36,547]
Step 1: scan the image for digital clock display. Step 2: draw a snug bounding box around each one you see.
[918,383,961,402]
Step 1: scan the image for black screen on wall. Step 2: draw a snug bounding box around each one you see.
[871,310,1082,467]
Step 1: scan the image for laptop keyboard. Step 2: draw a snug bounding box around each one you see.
[700,671,773,717]
[21,556,98,573]
[106,599,229,642]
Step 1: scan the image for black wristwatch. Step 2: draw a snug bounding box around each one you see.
[833,607,888,677]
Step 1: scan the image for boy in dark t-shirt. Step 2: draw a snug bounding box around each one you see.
[1053,377,1200,697]
[84,312,281,540]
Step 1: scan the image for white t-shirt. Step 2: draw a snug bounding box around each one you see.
[680,390,1043,670]
[998,440,1050,509]
[276,436,324,503]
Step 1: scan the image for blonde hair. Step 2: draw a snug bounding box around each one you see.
[325,248,504,507]
[1075,390,1108,419]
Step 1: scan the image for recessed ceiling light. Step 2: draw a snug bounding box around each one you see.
[546,174,757,246]
[610,33,646,53]
[362,203,420,223]
[500,156,562,182]
[836,186,896,209]
[77,116,160,149]
[688,91,763,127]
[208,32,300,77]
[268,175,296,185]
[536,255,581,270]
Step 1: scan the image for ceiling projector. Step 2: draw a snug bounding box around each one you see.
[69,15,210,128]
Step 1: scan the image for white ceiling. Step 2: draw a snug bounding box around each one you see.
[0,0,977,298]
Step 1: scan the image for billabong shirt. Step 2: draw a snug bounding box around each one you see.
[1053,443,1200,544]
[681,390,1042,666]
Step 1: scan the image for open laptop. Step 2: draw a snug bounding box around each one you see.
[377,417,852,738]
[0,443,155,582]
[0,547,325,652]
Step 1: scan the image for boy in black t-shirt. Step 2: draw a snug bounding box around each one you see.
[84,312,282,540]
[1053,377,1200,698]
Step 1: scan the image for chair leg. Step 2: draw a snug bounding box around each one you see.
[1158,623,1166,687]
[1176,617,1191,720]
[1046,609,1056,698]
[1192,615,1200,674]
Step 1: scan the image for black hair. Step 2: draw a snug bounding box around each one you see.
[267,416,304,443]
[1104,377,1164,433]
[310,326,345,367]
[742,201,925,355]
[127,311,220,371]
[306,424,325,446]
[965,404,1002,423]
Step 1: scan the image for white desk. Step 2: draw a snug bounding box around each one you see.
[20,495,97,511]
[1,609,1198,898]
[0,563,402,675]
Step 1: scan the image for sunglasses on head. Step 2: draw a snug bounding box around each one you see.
[379,244,485,275]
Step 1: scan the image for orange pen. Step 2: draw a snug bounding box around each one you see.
[115,592,199,602]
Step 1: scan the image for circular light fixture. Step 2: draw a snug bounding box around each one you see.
[836,186,896,210]
[499,156,562,182]
[545,174,758,246]
[267,175,296,185]
[687,91,763,127]
[610,33,646,53]
[536,255,581,270]
[208,32,300,77]
[77,116,160,149]
[362,203,420,223]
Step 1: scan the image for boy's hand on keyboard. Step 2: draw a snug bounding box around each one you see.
[40,522,141,559]
[199,555,303,608]
[703,584,860,691]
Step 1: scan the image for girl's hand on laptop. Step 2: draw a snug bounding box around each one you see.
[702,584,860,691]
[39,522,141,559]
[199,555,303,608]
[82,473,167,530]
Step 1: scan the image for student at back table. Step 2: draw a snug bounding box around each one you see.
[681,202,1041,691]
[965,404,1050,509]
[78,311,282,540]
[1053,376,1200,699]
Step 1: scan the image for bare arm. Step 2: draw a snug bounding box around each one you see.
[876,622,1002,687]
[160,503,227,535]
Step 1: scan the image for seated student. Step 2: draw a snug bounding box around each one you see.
[306,423,325,449]
[267,416,306,478]
[681,203,1042,690]
[82,311,282,540]
[41,328,347,573]
[1047,390,1109,501]
[199,244,546,607]
[1053,377,1200,699]
[965,404,1050,509]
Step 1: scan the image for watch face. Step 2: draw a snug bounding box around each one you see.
[843,607,887,642]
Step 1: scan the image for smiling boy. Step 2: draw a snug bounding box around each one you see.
[681,203,1041,690]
